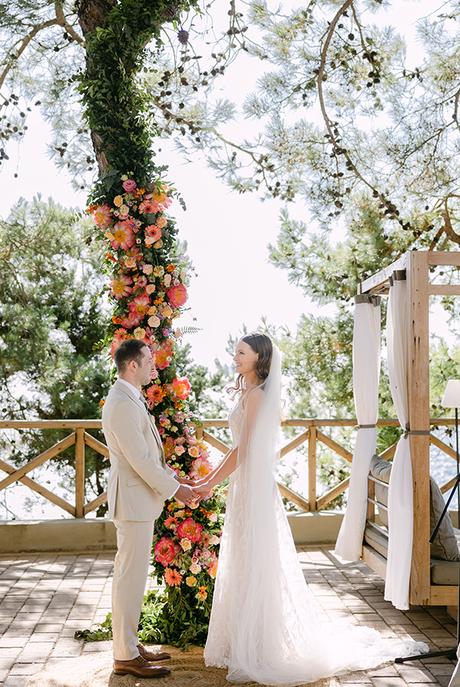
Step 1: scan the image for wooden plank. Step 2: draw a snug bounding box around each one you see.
[428,285,460,296]
[280,430,309,458]
[277,482,310,512]
[367,477,375,522]
[75,428,85,518]
[84,491,107,515]
[0,433,76,491]
[428,252,460,266]
[0,420,102,429]
[360,253,408,294]
[316,477,350,510]
[440,476,457,493]
[308,427,317,512]
[362,544,387,578]
[0,457,75,515]
[202,431,231,455]
[84,432,109,458]
[379,442,397,462]
[430,585,459,606]
[316,430,353,463]
[407,251,431,606]
[431,435,457,461]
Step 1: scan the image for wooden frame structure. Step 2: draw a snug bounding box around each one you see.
[360,251,460,607]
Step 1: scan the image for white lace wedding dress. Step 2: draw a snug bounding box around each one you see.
[204,348,428,686]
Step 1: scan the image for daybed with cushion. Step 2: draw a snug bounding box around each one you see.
[365,455,460,598]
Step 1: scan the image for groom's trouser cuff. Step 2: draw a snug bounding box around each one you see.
[112,519,155,661]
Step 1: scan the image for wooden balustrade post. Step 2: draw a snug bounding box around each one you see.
[308,426,317,512]
[75,429,85,518]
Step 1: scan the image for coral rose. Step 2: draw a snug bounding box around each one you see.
[167,283,187,308]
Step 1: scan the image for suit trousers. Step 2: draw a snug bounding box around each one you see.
[112,519,155,660]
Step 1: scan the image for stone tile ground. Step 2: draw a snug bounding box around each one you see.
[0,548,456,687]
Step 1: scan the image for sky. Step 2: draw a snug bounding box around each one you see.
[0,0,449,372]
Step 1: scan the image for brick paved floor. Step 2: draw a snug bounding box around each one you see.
[0,547,456,687]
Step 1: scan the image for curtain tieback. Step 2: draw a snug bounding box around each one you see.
[357,424,377,429]
[403,424,431,438]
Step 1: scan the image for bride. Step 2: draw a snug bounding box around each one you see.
[192,333,427,686]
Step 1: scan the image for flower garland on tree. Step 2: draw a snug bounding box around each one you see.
[88,173,224,645]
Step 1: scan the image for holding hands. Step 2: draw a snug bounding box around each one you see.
[175,478,213,506]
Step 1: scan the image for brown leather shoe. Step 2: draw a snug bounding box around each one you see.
[113,654,171,678]
[137,643,171,661]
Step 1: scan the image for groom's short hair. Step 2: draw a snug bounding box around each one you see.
[114,339,148,372]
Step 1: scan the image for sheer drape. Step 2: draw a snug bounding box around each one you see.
[384,273,413,610]
[335,296,381,561]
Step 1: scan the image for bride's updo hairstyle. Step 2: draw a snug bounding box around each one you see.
[231,333,273,395]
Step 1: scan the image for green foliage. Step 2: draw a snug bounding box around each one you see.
[0,197,111,513]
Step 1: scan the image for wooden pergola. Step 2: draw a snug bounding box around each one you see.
[360,251,460,607]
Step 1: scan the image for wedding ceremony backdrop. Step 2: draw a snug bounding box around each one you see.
[0,0,459,648]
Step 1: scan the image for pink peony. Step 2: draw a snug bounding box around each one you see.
[129,294,150,316]
[177,518,203,544]
[120,311,143,330]
[154,537,176,566]
[122,179,137,193]
[167,283,187,308]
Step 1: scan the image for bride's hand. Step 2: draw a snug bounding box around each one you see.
[194,482,213,500]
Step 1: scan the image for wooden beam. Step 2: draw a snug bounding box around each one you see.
[202,431,231,455]
[316,430,353,463]
[316,477,350,510]
[277,482,310,512]
[0,457,75,515]
[430,585,459,606]
[0,420,102,429]
[280,430,309,458]
[75,428,85,518]
[84,491,107,515]
[407,251,431,606]
[84,432,109,458]
[430,435,456,461]
[0,433,76,491]
[427,252,460,266]
[360,253,408,294]
[308,427,317,512]
[428,285,460,296]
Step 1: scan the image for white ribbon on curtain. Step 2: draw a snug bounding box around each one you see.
[334,296,381,561]
[384,274,413,610]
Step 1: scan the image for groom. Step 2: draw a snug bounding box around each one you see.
[102,339,196,679]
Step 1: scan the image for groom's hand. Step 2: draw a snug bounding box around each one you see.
[175,484,198,506]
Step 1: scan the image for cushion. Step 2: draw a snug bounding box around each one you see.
[369,455,459,562]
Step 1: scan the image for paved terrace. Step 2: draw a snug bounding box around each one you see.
[0,548,456,687]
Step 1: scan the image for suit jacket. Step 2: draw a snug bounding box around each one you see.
[102,379,179,521]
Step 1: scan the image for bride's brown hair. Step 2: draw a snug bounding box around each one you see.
[230,333,273,395]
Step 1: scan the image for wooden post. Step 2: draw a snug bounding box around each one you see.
[407,251,431,605]
[308,426,317,512]
[75,429,86,518]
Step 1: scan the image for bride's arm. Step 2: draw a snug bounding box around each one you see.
[195,389,263,496]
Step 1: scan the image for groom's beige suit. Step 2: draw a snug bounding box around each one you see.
[102,378,179,660]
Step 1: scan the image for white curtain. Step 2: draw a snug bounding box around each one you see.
[335,296,381,561]
[384,274,413,610]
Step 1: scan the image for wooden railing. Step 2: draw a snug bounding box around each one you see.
[0,418,456,519]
